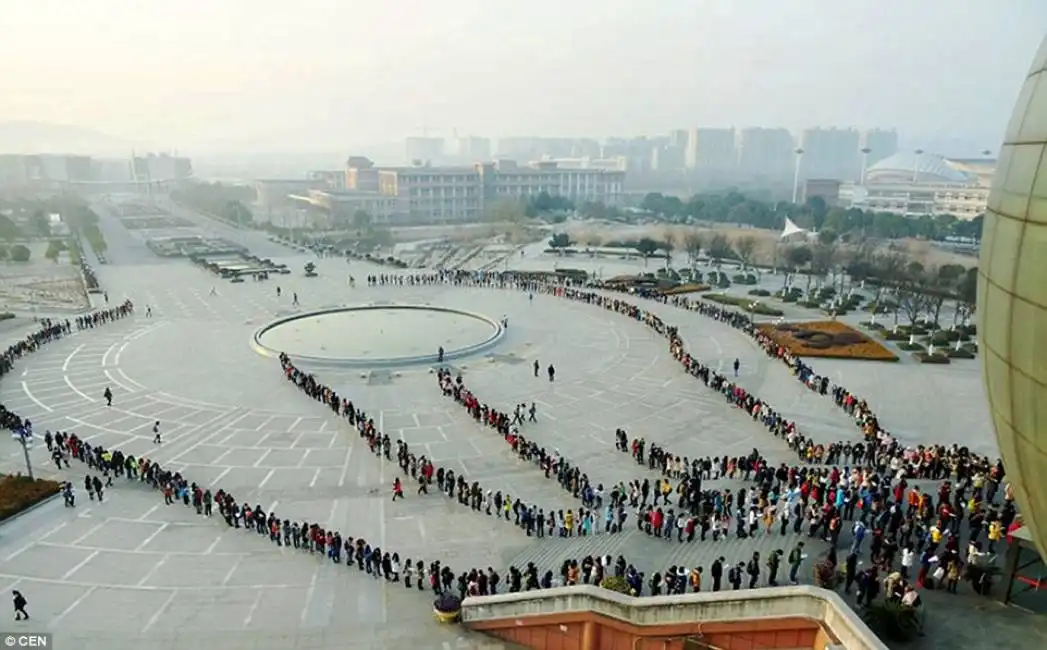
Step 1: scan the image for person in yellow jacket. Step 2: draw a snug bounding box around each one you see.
[564,510,575,536]
[689,566,703,592]
[987,520,1003,553]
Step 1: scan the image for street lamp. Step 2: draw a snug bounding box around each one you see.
[791,147,804,204]
[11,427,36,480]
[912,149,924,184]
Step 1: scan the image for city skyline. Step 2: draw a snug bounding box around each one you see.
[1,1,1043,154]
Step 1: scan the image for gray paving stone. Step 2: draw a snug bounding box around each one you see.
[0,232,1029,649]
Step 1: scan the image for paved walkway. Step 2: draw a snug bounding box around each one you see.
[0,220,1032,649]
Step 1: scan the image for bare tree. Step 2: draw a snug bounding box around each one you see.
[895,261,930,329]
[733,235,757,271]
[707,233,733,268]
[682,231,704,267]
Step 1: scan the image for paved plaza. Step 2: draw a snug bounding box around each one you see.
[0,210,1036,649]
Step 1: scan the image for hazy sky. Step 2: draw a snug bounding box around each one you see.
[2,0,1044,152]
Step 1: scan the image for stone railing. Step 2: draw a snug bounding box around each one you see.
[461,584,888,650]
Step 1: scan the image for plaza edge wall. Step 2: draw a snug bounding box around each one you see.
[461,585,887,650]
[978,34,1047,560]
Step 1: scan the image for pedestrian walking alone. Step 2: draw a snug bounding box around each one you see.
[13,589,28,620]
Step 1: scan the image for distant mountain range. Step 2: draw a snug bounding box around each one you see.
[0,120,147,156]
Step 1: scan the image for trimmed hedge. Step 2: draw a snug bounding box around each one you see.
[914,352,951,364]
[0,475,63,522]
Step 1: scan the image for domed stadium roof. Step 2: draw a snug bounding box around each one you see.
[865,151,972,185]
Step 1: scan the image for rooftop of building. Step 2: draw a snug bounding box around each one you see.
[866,151,977,185]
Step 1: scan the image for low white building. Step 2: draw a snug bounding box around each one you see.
[840,151,992,219]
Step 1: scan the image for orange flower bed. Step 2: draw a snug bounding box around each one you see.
[756,320,899,362]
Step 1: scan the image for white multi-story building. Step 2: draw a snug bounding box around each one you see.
[840,151,991,219]
[291,157,626,225]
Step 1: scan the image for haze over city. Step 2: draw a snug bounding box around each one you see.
[2,0,1045,156]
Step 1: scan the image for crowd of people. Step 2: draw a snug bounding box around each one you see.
[3,269,1019,626]
[357,270,1017,605]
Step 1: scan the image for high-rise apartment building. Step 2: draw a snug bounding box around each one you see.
[404,137,445,164]
[862,129,899,168]
[454,136,492,162]
[799,127,861,182]
[686,128,737,175]
[738,128,795,184]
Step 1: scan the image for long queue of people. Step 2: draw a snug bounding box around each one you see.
[362,271,1015,602]
[276,341,836,600]
[1,301,134,433]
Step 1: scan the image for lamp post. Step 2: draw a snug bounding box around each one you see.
[791,147,804,204]
[11,427,35,480]
[912,148,924,184]
[859,147,872,186]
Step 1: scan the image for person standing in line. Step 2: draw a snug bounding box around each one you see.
[13,589,28,620]
[153,421,162,444]
[733,358,740,377]
[104,386,113,407]
[533,360,540,378]
[788,542,805,584]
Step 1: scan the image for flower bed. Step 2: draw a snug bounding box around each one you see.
[0,475,63,522]
[756,320,899,362]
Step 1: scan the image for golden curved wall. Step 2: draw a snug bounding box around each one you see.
[978,35,1047,560]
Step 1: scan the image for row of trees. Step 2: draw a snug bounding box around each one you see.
[637,191,984,242]
[171,182,256,227]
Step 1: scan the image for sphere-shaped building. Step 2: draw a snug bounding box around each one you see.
[978,34,1047,559]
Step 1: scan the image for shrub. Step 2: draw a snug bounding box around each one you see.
[947,348,976,359]
[899,342,925,352]
[0,476,63,522]
[749,303,784,316]
[799,300,822,308]
[748,289,771,297]
[929,330,961,344]
[44,239,66,261]
[600,575,633,595]
[861,321,885,330]
[861,600,923,643]
[0,312,15,321]
[717,274,731,288]
[661,283,711,296]
[9,244,30,262]
[914,352,951,364]
[883,331,909,341]
[732,273,757,285]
